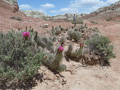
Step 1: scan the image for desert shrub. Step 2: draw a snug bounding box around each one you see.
[59,25,65,31]
[49,46,55,53]
[106,17,112,21]
[49,36,56,42]
[52,26,61,35]
[46,40,53,50]
[69,31,82,42]
[55,30,61,35]
[41,36,54,50]
[74,27,79,31]
[0,30,44,82]
[29,27,34,32]
[90,21,98,24]
[57,64,66,72]
[71,19,83,24]
[42,16,48,21]
[68,29,73,35]
[33,32,54,51]
[33,32,46,48]
[92,27,99,32]
[52,28,55,35]
[42,36,48,44]
[77,25,85,30]
[85,34,115,65]
[10,17,22,21]
[59,37,66,44]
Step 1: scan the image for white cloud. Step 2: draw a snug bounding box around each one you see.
[68,0,106,14]
[60,8,69,12]
[50,10,57,13]
[19,4,32,10]
[40,3,55,8]
[106,0,120,5]
[55,0,119,14]
[19,0,120,16]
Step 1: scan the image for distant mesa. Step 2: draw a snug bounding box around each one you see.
[22,10,46,19]
[1,0,120,21]
[22,10,87,21]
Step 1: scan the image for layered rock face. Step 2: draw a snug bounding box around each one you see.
[2,0,18,4]
[82,1,120,20]
[22,11,87,21]
[1,0,19,12]
[22,10,45,19]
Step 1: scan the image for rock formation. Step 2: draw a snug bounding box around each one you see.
[82,1,120,20]
[1,0,19,12]
[22,10,46,19]
[2,0,18,4]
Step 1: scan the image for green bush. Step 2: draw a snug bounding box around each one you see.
[59,25,65,31]
[69,31,82,42]
[0,30,44,82]
[92,27,99,32]
[49,36,56,42]
[59,37,66,44]
[52,26,61,35]
[10,17,22,21]
[41,36,54,50]
[71,19,83,24]
[85,34,115,65]
[42,16,48,21]
[106,17,112,21]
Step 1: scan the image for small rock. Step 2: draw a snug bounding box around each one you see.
[90,20,98,24]
[29,20,32,22]
[60,78,67,85]
[41,24,49,28]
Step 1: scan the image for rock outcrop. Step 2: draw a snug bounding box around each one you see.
[82,1,120,20]
[2,0,18,4]
[48,13,87,22]
[22,10,46,19]
[22,11,87,21]
[0,0,19,12]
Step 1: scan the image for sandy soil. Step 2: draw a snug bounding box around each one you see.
[31,20,120,90]
[1,1,120,89]
[0,6,120,89]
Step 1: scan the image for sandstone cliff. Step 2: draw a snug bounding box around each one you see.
[82,1,120,20]
[22,10,45,19]
[0,0,19,12]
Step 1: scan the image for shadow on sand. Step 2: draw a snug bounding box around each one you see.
[0,73,43,90]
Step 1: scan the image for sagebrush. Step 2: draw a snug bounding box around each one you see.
[0,30,44,82]
[85,34,115,65]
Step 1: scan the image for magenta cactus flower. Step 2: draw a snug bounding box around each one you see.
[22,32,30,37]
[80,43,84,48]
[58,46,64,52]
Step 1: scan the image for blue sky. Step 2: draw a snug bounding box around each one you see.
[18,0,119,16]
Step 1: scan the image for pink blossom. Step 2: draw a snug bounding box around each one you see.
[22,32,30,37]
[58,46,64,52]
[80,43,84,48]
